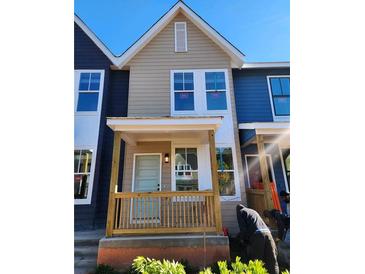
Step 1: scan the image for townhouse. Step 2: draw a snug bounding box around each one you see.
[74,0,289,268]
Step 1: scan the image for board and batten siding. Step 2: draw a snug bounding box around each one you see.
[125,12,246,234]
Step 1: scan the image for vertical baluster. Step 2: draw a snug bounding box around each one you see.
[114,198,119,229]
[179,196,182,228]
[203,196,208,228]
[210,196,215,225]
[183,196,186,228]
[127,198,131,229]
[199,196,202,227]
[191,196,195,227]
[187,196,190,227]
[194,196,199,227]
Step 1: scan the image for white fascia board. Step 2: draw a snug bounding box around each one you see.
[107,117,223,131]
[178,4,245,67]
[115,1,245,69]
[242,62,290,69]
[238,122,290,130]
[74,15,118,65]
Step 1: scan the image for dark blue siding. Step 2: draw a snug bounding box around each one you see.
[232,68,290,123]
[74,22,124,230]
[94,71,130,228]
[241,143,288,212]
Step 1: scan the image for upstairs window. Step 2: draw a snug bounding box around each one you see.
[175,22,187,52]
[173,72,194,111]
[205,72,227,110]
[77,72,101,111]
[268,76,290,117]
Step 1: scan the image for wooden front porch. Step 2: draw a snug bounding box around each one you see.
[105,117,224,237]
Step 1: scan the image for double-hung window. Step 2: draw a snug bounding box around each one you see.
[205,72,227,110]
[268,76,290,119]
[173,72,194,111]
[74,149,93,200]
[77,72,101,111]
[174,148,199,191]
[216,147,235,196]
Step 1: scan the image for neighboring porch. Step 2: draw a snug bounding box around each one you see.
[105,116,225,237]
[239,122,290,216]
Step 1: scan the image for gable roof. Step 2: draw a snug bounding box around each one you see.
[75,1,246,69]
[74,14,116,64]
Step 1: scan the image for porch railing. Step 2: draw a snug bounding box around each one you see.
[106,191,217,236]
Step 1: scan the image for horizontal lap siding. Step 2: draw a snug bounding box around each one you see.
[232,68,290,123]
[94,71,130,229]
[127,12,231,116]
[74,23,113,230]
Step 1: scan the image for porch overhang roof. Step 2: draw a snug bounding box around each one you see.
[238,122,290,148]
[107,116,223,132]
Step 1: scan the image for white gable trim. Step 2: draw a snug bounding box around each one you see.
[74,15,118,64]
[242,62,290,69]
[114,1,245,68]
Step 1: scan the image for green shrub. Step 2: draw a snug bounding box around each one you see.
[94,264,119,274]
[132,256,186,274]
[199,256,289,274]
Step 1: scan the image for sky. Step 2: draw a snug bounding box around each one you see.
[74,0,289,62]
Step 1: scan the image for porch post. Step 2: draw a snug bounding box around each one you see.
[208,130,223,233]
[106,131,122,237]
[256,135,274,210]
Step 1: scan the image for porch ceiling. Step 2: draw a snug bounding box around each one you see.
[239,122,290,148]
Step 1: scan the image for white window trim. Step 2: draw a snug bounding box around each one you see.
[244,154,277,189]
[170,70,197,115]
[204,69,230,114]
[266,75,290,122]
[75,69,105,115]
[171,144,201,192]
[216,143,241,201]
[170,69,231,116]
[174,22,187,52]
[74,146,97,205]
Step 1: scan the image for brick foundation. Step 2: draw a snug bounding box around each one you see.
[97,235,230,270]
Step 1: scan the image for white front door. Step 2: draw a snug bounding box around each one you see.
[133,154,161,221]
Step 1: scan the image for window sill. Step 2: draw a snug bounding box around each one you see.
[273,116,290,122]
[74,198,91,205]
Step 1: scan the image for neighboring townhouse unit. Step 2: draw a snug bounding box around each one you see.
[74,16,129,230]
[74,1,289,269]
[233,63,290,214]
